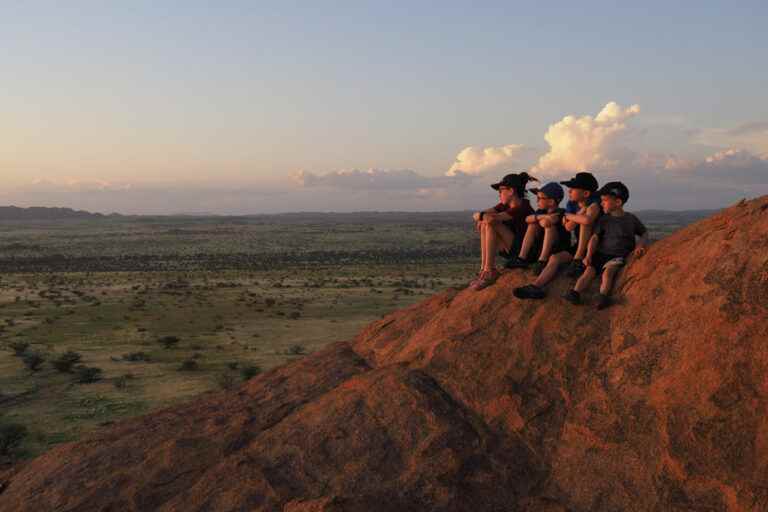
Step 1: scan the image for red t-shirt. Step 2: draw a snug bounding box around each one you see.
[493,200,534,236]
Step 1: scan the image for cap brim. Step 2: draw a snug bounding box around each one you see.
[559,180,577,187]
[490,183,501,190]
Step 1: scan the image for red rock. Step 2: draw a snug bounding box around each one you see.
[1,196,767,511]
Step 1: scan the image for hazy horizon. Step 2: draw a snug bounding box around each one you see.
[2,2,766,213]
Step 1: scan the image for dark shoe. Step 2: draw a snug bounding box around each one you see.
[565,259,585,278]
[563,289,581,305]
[530,260,547,276]
[504,256,530,269]
[514,284,546,300]
[596,294,612,310]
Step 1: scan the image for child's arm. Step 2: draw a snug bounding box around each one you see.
[583,233,599,267]
[564,203,600,226]
[537,210,563,228]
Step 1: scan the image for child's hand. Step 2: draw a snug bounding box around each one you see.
[583,257,591,267]
[472,212,482,222]
[634,246,646,258]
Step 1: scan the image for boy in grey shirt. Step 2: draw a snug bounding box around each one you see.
[563,181,648,309]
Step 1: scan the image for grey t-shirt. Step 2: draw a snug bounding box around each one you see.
[595,212,647,257]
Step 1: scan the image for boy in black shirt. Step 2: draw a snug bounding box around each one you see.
[505,182,569,275]
[563,181,648,309]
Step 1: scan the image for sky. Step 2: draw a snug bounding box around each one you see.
[2,1,767,213]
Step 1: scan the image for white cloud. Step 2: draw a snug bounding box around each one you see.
[446,144,528,176]
[29,178,133,192]
[294,168,474,190]
[531,101,641,176]
[653,148,768,184]
[694,121,768,158]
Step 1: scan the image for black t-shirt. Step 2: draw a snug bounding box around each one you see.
[594,212,647,257]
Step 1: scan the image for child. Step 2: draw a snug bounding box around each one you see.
[470,172,537,290]
[505,182,569,276]
[561,172,602,277]
[563,181,648,309]
[513,172,600,300]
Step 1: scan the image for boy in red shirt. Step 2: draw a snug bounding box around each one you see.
[470,172,537,290]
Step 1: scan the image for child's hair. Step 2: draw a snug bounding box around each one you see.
[516,172,539,198]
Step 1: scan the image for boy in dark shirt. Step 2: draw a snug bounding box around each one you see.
[470,172,537,290]
[563,181,648,309]
[505,182,569,275]
[512,172,600,300]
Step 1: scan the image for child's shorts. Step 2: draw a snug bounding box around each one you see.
[590,252,626,274]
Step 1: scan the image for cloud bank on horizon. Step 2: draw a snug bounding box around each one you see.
[6,102,768,213]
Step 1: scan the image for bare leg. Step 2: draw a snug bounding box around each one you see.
[574,224,593,260]
[482,222,499,271]
[483,221,516,271]
[518,224,541,260]
[574,266,596,293]
[539,226,559,262]
[533,251,572,288]
[479,226,488,271]
[600,265,620,295]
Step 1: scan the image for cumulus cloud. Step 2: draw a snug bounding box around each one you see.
[446,144,528,176]
[294,168,474,190]
[693,121,768,158]
[670,149,768,184]
[531,101,641,176]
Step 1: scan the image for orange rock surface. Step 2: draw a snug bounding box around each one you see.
[2,197,767,511]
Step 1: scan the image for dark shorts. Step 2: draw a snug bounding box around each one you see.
[590,252,626,274]
[498,221,540,262]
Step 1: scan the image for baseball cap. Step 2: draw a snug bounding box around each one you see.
[529,182,564,203]
[597,181,630,203]
[559,172,599,192]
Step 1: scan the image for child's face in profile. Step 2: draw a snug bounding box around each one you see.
[568,188,590,203]
[601,195,623,213]
[498,186,515,204]
[537,194,555,210]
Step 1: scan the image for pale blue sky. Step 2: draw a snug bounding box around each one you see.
[2,1,767,212]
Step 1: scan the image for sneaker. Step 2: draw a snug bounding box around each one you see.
[530,260,547,276]
[565,259,585,278]
[562,289,581,305]
[596,294,612,310]
[504,256,530,269]
[513,284,546,300]
[471,270,500,291]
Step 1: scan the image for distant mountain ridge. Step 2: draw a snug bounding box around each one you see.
[0,206,119,221]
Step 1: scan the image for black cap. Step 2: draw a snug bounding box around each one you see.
[559,172,598,192]
[597,181,630,203]
[491,172,537,191]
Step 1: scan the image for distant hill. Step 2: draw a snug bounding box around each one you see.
[0,206,117,221]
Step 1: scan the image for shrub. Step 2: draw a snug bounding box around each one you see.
[9,341,30,356]
[287,344,306,356]
[113,373,134,389]
[178,359,199,371]
[215,372,237,390]
[52,351,82,373]
[240,364,262,381]
[159,336,180,349]
[0,423,27,457]
[123,351,151,362]
[22,352,46,372]
[74,365,103,384]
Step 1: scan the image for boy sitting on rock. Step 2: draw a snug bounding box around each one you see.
[469,172,537,290]
[512,172,601,300]
[563,181,648,309]
[505,182,570,276]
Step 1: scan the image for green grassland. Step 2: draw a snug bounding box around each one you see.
[0,210,710,463]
